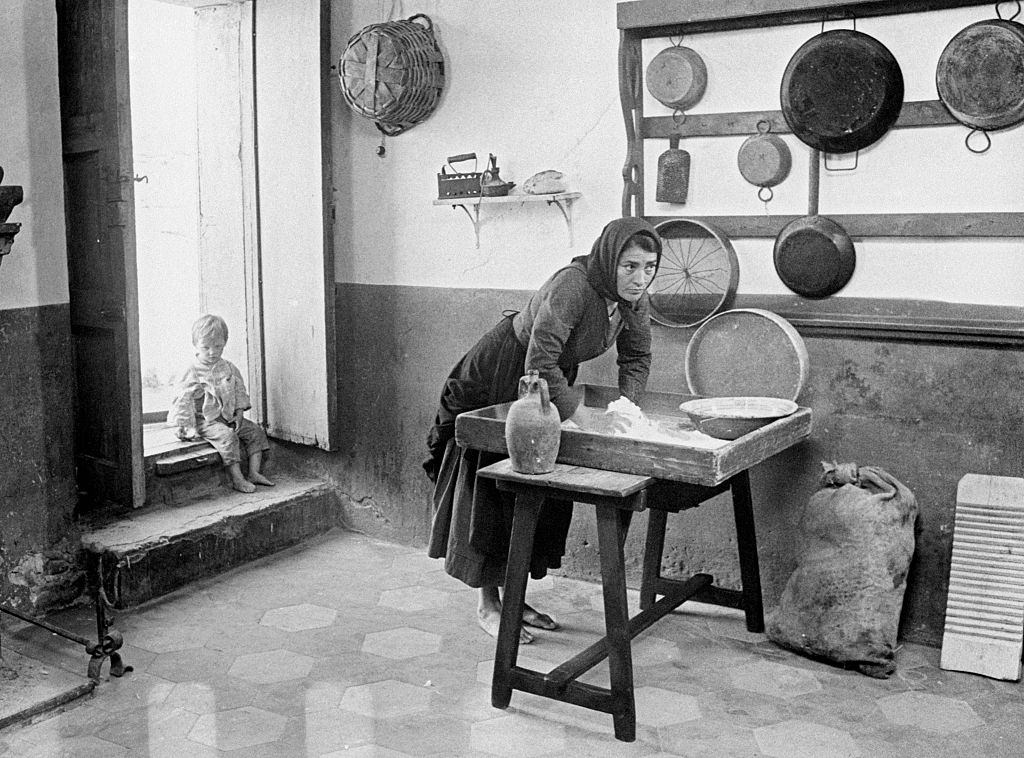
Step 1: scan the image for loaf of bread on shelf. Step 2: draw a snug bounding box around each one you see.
[522,170,567,195]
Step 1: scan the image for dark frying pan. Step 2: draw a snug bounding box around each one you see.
[936,12,1024,150]
[781,29,904,154]
[774,149,856,299]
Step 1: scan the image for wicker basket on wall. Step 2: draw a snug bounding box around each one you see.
[338,13,445,137]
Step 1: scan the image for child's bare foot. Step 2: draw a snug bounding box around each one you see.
[249,473,275,486]
[231,478,256,493]
[477,607,533,644]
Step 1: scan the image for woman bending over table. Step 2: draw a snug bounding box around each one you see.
[423,216,662,643]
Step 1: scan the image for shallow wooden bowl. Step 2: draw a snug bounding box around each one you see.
[679,397,798,440]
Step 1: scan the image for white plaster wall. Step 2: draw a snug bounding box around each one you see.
[0,1,69,311]
[333,2,1024,307]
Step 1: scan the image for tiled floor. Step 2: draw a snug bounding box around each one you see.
[2,528,1022,757]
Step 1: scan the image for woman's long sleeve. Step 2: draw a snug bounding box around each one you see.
[615,299,652,402]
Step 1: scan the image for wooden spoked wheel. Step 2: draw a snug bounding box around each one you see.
[648,218,739,328]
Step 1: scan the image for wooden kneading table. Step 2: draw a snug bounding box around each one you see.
[458,385,812,742]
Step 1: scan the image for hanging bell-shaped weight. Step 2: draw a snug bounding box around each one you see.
[656,136,690,204]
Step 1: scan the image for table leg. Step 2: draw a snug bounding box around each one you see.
[730,472,764,633]
[640,509,668,611]
[491,490,543,709]
[596,506,636,742]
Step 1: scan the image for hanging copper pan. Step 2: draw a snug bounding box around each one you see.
[780,29,904,154]
[936,16,1024,136]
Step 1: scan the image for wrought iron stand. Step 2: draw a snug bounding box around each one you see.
[0,554,131,682]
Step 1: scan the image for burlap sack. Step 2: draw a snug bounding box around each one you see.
[766,462,918,678]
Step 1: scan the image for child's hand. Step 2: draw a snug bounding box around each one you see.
[177,426,198,441]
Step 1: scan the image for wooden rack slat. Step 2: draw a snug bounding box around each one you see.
[642,101,959,139]
[644,213,1024,238]
[618,0,996,35]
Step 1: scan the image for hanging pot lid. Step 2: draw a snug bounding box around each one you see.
[646,45,708,111]
[780,29,904,153]
[684,308,809,402]
[936,18,1024,132]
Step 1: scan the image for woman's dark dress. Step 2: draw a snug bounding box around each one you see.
[425,217,662,588]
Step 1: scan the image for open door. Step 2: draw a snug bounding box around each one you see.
[58,0,144,509]
[255,0,337,449]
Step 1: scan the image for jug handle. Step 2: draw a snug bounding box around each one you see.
[519,369,552,414]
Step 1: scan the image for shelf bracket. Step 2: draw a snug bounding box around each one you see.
[547,197,575,247]
[452,203,482,248]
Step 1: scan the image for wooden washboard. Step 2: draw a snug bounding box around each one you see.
[940,474,1024,681]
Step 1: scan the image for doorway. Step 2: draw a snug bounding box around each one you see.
[128,0,260,460]
[129,0,201,422]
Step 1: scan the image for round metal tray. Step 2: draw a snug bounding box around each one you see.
[684,308,809,402]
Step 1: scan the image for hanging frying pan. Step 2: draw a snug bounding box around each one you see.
[646,45,708,111]
[936,8,1024,152]
[773,149,856,298]
[780,29,904,154]
[737,119,792,203]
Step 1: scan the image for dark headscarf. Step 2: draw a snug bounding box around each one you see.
[571,217,662,306]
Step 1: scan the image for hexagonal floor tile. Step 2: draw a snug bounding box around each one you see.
[125,623,213,653]
[144,647,233,684]
[877,691,985,734]
[228,648,314,684]
[339,679,435,719]
[477,656,554,685]
[259,603,337,632]
[755,719,863,758]
[362,627,441,659]
[377,585,451,612]
[634,685,701,727]
[632,635,682,666]
[471,714,567,757]
[374,713,473,755]
[188,705,288,750]
[729,660,822,699]
[322,746,412,758]
[88,672,176,713]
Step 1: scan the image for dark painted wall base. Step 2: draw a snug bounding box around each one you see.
[0,304,79,610]
[332,282,1024,648]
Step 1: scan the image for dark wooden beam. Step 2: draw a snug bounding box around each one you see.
[642,101,959,138]
[618,0,995,35]
[644,213,1024,238]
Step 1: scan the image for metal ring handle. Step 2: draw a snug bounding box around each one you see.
[672,109,687,128]
[997,1,1021,21]
[756,118,772,135]
[965,129,991,154]
[757,186,774,203]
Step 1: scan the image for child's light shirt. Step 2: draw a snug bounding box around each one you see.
[167,358,251,429]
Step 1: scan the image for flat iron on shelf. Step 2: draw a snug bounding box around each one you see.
[437,153,482,199]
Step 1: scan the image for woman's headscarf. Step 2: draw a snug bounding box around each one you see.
[572,217,662,306]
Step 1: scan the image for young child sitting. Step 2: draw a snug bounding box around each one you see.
[168,314,273,493]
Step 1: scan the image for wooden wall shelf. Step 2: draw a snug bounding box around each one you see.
[433,192,581,249]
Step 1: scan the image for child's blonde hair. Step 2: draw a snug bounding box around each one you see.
[192,314,228,345]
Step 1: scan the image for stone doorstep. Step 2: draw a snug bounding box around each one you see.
[80,476,342,609]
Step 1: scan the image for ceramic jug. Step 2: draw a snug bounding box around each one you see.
[505,370,561,474]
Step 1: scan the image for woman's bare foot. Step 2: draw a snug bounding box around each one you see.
[249,472,275,486]
[522,603,558,630]
[478,586,533,643]
[477,607,533,644]
[231,478,256,493]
